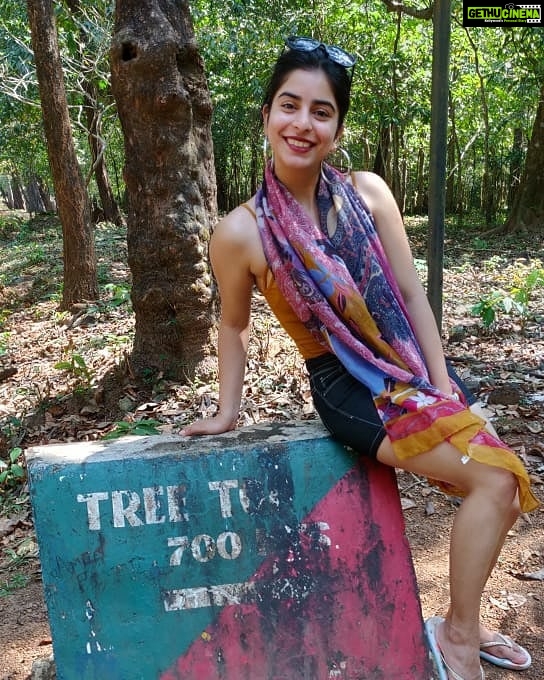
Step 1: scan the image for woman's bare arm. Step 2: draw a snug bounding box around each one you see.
[181,208,255,435]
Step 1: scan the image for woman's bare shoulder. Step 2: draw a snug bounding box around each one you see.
[351,171,398,215]
[213,198,258,244]
[351,170,390,196]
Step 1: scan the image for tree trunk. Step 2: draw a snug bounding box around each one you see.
[10,175,26,210]
[465,28,494,225]
[446,91,457,213]
[110,0,217,382]
[373,124,391,181]
[507,127,524,210]
[63,0,124,227]
[36,176,55,212]
[27,0,98,308]
[504,83,544,233]
[24,176,46,213]
[413,146,427,214]
[83,80,125,226]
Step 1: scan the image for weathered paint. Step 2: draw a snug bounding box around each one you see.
[26,421,433,680]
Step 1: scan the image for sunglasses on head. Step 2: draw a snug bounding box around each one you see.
[285,36,357,71]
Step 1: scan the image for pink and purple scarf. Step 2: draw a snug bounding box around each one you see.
[255,162,537,512]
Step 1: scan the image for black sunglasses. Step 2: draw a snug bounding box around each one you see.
[285,36,357,71]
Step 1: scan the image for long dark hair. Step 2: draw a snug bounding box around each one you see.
[262,47,352,131]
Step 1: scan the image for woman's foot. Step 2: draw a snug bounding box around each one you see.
[479,626,531,670]
[426,617,484,680]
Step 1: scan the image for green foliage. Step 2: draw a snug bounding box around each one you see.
[103,282,131,307]
[471,290,505,327]
[190,1,543,217]
[1,1,543,224]
[472,236,489,251]
[0,0,123,205]
[0,447,25,488]
[54,346,94,389]
[471,263,544,329]
[88,333,131,351]
[0,535,35,597]
[0,572,30,597]
[0,213,25,240]
[103,419,162,440]
[0,330,9,356]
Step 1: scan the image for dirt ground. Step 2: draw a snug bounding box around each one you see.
[0,213,543,678]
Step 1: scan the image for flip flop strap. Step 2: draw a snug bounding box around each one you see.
[480,634,513,651]
[441,654,485,680]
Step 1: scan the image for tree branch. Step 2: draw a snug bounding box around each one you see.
[380,0,434,19]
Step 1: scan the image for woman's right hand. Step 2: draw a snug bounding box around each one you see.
[179,413,237,437]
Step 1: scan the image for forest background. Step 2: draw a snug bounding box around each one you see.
[0,2,543,677]
[2,1,544,229]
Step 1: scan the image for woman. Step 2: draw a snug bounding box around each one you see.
[182,37,538,680]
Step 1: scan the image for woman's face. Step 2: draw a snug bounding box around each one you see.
[262,68,342,178]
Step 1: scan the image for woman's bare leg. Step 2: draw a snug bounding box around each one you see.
[464,403,529,661]
[377,437,520,680]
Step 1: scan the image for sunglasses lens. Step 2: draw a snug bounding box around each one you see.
[286,36,320,52]
[326,45,356,68]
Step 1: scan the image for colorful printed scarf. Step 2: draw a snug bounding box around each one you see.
[255,162,538,512]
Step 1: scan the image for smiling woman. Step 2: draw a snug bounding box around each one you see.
[181,36,538,680]
[261,69,340,208]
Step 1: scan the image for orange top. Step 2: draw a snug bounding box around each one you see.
[259,270,326,360]
[239,202,326,360]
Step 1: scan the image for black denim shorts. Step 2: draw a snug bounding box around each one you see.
[306,353,476,459]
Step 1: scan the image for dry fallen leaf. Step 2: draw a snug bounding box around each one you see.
[401,497,417,510]
[506,592,527,608]
[515,567,544,581]
[0,516,22,538]
[489,595,509,611]
[425,500,436,516]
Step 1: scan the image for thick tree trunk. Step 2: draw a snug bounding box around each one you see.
[504,84,544,233]
[110,0,217,382]
[27,0,98,307]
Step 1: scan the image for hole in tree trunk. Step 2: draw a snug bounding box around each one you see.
[121,42,138,61]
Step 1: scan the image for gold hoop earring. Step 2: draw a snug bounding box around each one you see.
[321,147,352,184]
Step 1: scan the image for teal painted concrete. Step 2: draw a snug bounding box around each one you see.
[27,421,431,680]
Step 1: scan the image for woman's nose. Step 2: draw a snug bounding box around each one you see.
[293,108,312,130]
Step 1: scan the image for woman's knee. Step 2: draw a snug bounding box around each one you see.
[478,466,520,512]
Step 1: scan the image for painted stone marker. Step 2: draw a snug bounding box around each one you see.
[26,420,433,680]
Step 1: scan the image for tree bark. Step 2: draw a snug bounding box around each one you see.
[110,0,217,382]
[503,83,544,233]
[27,0,98,307]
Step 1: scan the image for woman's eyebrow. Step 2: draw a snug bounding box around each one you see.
[277,91,336,111]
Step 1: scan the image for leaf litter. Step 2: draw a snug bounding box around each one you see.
[0,213,543,678]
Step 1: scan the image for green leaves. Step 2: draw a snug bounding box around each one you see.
[103,419,162,440]
[471,263,544,329]
[0,447,25,487]
[54,352,94,388]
